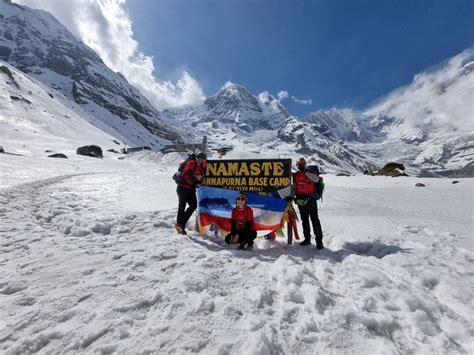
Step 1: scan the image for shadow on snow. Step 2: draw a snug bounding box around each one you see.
[187,234,412,264]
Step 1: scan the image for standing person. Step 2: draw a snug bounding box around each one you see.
[293,157,324,249]
[175,152,207,235]
[225,193,257,250]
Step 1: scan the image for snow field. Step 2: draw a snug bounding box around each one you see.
[0,154,473,354]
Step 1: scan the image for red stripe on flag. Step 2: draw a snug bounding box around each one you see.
[199,213,282,233]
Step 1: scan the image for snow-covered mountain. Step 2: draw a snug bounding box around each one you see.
[162,82,290,132]
[0,0,471,177]
[162,50,473,177]
[0,60,126,156]
[160,83,373,174]
[0,0,182,148]
[361,49,474,177]
[302,109,374,143]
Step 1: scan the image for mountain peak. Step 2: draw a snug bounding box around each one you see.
[204,82,260,113]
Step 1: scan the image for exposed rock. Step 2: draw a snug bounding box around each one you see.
[76,145,103,158]
[126,146,151,154]
[0,65,19,88]
[48,153,67,159]
[107,149,119,154]
[10,95,31,104]
[375,163,408,177]
[452,180,460,184]
[415,183,426,187]
[0,145,4,153]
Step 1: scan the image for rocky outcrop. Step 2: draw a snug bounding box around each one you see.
[48,153,68,159]
[77,145,103,158]
[375,163,408,177]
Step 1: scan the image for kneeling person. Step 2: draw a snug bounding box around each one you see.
[225,193,257,250]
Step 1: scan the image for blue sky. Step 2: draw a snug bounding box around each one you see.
[127,0,473,116]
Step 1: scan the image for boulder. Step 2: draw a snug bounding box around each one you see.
[76,145,103,158]
[48,153,68,159]
[452,180,460,184]
[415,183,425,187]
[375,162,408,177]
[0,145,4,153]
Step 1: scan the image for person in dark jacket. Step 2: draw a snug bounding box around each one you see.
[175,152,207,235]
[225,193,257,250]
[293,157,323,249]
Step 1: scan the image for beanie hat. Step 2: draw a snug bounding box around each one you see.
[196,152,207,159]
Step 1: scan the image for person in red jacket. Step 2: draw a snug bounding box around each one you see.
[175,152,207,235]
[225,192,257,250]
[293,157,324,249]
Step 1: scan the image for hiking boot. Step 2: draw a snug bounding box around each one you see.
[238,243,248,250]
[175,224,186,235]
[300,239,311,246]
[316,239,324,250]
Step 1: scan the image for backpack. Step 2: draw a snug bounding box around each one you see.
[172,153,196,184]
[307,165,324,201]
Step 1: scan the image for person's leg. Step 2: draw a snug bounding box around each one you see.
[247,230,257,247]
[176,186,187,227]
[298,204,311,245]
[182,189,197,229]
[308,199,323,249]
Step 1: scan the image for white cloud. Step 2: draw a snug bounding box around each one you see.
[268,89,312,106]
[276,90,288,101]
[369,48,474,135]
[15,0,205,110]
[291,96,312,105]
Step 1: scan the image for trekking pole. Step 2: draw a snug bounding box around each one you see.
[287,207,293,245]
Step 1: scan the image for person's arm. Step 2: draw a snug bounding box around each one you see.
[230,219,238,235]
[186,161,201,185]
[240,208,254,234]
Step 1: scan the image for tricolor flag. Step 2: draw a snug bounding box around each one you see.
[197,186,288,237]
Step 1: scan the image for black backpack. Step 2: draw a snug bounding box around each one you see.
[307,165,324,201]
[172,153,196,184]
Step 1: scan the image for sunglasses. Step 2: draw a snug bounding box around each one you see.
[236,197,246,201]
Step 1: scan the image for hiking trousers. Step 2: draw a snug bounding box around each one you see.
[226,230,257,246]
[176,185,197,229]
[297,197,323,243]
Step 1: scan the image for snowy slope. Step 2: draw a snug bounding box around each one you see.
[0,0,182,148]
[0,60,126,156]
[359,49,474,177]
[1,151,473,354]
